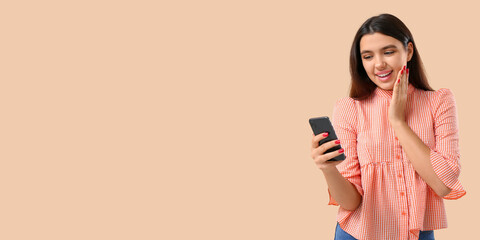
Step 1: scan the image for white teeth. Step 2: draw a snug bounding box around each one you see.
[377,71,392,77]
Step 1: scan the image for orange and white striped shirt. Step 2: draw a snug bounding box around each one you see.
[329,84,466,240]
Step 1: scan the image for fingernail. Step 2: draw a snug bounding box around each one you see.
[338,149,344,153]
[322,132,329,137]
[335,140,340,144]
[401,69,404,74]
[403,65,406,70]
[407,68,409,74]
[397,79,400,83]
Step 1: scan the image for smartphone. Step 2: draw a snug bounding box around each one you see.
[309,116,346,161]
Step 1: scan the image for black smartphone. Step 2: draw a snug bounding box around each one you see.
[309,116,346,161]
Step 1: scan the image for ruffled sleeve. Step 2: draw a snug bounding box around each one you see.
[328,97,363,206]
[429,88,466,199]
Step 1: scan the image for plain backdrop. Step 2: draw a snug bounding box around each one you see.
[1,0,478,239]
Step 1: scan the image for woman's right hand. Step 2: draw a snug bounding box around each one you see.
[310,132,344,171]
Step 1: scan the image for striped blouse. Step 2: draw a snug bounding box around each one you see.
[329,84,466,240]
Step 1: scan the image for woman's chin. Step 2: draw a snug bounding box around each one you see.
[374,81,395,91]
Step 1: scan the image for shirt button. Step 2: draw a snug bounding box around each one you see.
[400,192,405,196]
[398,174,402,178]
[395,136,398,140]
[396,155,401,159]
[402,211,407,216]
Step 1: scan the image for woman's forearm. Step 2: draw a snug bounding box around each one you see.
[321,166,362,211]
[391,121,451,197]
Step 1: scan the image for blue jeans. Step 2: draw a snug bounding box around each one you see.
[334,222,435,240]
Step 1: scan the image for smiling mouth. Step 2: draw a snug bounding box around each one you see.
[376,71,393,77]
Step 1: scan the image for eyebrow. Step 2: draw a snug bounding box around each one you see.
[360,45,398,55]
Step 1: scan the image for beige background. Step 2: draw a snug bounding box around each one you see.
[1,0,478,239]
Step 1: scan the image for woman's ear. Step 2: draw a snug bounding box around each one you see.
[407,42,414,62]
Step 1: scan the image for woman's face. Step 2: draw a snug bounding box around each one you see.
[359,32,413,90]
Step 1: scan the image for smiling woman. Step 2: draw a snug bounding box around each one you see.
[309,13,466,240]
[348,14,432,99]
[360,34,412,90]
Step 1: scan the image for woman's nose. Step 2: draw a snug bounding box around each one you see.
[375,58,386,69]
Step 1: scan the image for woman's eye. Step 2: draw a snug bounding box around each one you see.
[363,55,372,60]
[385,51,394,55]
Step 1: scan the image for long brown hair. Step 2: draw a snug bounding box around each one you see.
[349,13,433,100]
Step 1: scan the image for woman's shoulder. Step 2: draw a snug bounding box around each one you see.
[333,97,358,124]
[417,87,454,98]
[334,96,357,108]
[415,87,456,111]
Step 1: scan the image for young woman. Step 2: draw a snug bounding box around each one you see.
[310,14,466,240]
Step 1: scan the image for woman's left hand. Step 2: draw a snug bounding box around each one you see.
[388,65,409,125]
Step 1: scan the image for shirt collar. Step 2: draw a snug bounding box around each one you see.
[374,83,415,99]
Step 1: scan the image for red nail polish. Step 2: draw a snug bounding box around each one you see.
[401,69,404,74]
[335,140,340,144]
[407,68,409,74]
[322,132,329,137]
[338,149,344,153]
[397,79,400,83]
[403,65,406,70]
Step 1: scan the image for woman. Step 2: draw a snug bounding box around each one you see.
[310,14,466,240]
